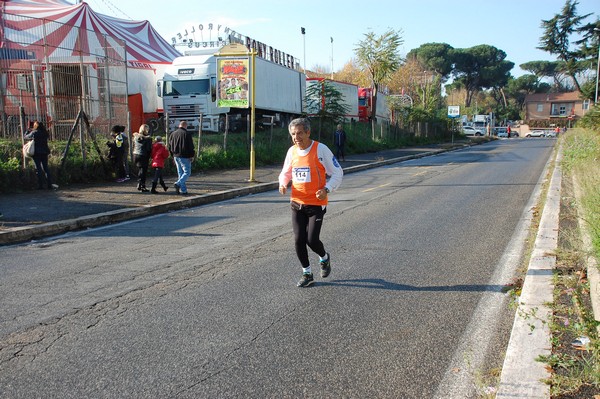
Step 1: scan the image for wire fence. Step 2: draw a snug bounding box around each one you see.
[0,13,129,141]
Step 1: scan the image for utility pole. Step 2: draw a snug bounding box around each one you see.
[301,27,306,73]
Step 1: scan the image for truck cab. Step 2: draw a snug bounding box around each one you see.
[159,54,229,132]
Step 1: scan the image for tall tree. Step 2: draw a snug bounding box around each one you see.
[335,59,370,87]
[354,29,404,122]
[405,43,454,81]
[519,60,569,90]
[387,57,424,99]
[537,0,592,92]
[451,45,513,107]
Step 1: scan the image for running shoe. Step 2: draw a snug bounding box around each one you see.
[297,273,314,288]
[320,253,331,278]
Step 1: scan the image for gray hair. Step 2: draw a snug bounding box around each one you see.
[288,118,310,133]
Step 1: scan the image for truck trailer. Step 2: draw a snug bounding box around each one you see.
[159,49,306,132]
[305,78,359,121]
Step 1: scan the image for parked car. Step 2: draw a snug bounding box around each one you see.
[525,130,546,138]
[545,130,557,138]
[462,126,484,136]
[496,127,508,138]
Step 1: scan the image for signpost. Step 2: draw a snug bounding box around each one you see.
[447,106,460,144]
[447,105,460,119]
[216,43,257,182]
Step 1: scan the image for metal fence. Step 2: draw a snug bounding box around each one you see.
[0,13,129,141]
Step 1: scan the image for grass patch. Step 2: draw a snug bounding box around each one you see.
[537,128,600,397]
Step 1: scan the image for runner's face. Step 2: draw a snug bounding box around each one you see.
[290,125,311,150]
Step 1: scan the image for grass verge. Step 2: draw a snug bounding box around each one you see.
[538,128,600,398]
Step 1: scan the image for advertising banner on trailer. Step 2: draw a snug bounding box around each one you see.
[217,58,249,109]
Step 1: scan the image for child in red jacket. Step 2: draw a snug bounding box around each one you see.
[150,136,170,193]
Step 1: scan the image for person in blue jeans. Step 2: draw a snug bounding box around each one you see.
[167,121,195,195]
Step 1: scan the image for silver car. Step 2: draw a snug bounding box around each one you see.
[525,130,546,138]
[496,127,508,138]
[462,126,484,136]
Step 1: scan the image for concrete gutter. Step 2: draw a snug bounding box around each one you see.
[496,144,563,397]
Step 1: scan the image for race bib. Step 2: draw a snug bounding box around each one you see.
[292,166,311,183]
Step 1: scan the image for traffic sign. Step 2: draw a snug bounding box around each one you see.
[447,105,460,118]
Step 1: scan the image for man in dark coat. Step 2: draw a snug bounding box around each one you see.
[167,121,195,195]
[333,124,346,161]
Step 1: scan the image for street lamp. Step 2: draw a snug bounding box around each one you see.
[330,37,334,80]
[301,27,306,73]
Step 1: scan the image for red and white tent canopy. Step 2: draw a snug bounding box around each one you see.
[1,0,182,64]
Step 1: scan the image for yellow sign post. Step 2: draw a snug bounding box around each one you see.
[215,43,257,182]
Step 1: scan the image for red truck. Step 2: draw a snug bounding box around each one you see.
[358,87,390,123]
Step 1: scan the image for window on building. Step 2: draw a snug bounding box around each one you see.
[583,99,590,111]
[537,103,543,112]
[551,103,570,116]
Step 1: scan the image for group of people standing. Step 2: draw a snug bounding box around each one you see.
[107,120,194,195]
[22,119,195,196]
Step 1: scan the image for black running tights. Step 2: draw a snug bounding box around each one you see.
[291,205,327,268]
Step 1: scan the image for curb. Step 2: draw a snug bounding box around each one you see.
[496,143,563,398]
[0,148,454,246]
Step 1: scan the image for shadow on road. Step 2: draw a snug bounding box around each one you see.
[319,278,503,292]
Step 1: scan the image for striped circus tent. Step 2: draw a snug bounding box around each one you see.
[1,0,183,134]
[1,0,181,64]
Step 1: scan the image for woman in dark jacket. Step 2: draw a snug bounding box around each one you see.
[132,124,153,192]
[24,121,57,190]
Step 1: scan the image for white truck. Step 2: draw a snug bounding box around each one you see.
[158,49,306,132]
[472,114,490,135]
[306,78,359,121]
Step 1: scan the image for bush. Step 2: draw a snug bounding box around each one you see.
[576,104,600,131]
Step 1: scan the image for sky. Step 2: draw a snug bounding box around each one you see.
[86,0,599,77]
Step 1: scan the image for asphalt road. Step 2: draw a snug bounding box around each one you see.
[0,139,555,398]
